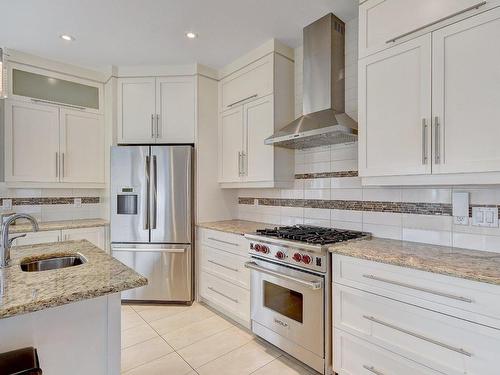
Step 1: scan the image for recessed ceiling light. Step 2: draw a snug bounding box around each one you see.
[60,34,75,41]
[185,32,197,39]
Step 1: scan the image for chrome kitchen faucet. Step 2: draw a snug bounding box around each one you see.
[0,213,39,268]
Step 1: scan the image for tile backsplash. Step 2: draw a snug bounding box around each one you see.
[236,18,500,254]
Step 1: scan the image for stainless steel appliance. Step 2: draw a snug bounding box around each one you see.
[111,145,193,303]
[264,13,358,149]
[245,226,369,374]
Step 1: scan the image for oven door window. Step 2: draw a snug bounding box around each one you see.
[263,281,303,323]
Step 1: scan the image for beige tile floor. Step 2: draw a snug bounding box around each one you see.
[121,302,319,375]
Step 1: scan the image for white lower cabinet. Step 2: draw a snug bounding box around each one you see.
[198,228,250,327]
[332,255,500,375]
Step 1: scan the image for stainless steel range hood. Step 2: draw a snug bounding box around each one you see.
[265,13,358,149]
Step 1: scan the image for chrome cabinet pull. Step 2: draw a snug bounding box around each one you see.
[362,274,473,303]
[208,286,238,303]
[422,118,428,165]
[208,259,239,272]
[244,261,323,290]
[55,152,59,178]
[434,116,440,164]
[242,151,247,176]
[144,156,150,230]
[151,114,155,138]
[363,365,385,375]
[61,153,65,178]
[363,315,473,357]
[207,237,239,247]
[386,1,487,43]
[31,98,86,111]
[156,114,160,138]
[238,151,242,176]
[227,94,258,108]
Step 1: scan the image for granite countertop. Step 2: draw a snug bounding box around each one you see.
[329,237,500,286]
[9,218,109,234]
[197,220,276,236]
[0,240,147,319]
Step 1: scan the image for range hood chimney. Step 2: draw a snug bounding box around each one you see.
[265,13,357,149]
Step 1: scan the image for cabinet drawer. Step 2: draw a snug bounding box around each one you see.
[334,284,500,375]
[200,229,247,256]
[334,329,441,375]
[220,54,273,111]
[333,255,500,328]
[200,272,250,324]
[201,245,250,289]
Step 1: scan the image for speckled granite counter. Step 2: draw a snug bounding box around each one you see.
[9,218,108,234]
[197,220,275,236]
[329,237,500,286]
[0,240,147,319]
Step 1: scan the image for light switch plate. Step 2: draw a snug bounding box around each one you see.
[74,198,82,208]
[452,192,469,225]
[472,206,499,227]
[2,199,12,210]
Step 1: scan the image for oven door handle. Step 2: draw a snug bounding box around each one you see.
[244,261,323,290]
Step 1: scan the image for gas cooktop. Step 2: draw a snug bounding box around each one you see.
[254,225,369,245]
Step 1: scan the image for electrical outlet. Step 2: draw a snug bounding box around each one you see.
[2,199,12,210]
[472,207,499,228]
[74,198,82,208]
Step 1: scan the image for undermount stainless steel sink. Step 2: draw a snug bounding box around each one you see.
[20,254,87,272]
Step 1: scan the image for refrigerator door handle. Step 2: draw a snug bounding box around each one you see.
[112,247,188,253]
[151,155,158,229]
[144,155,150,230]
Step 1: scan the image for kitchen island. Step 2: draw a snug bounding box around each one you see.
[0,240,147,375]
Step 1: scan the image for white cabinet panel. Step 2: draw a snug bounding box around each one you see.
[60,109,105,183]
[117,77,156,144]
[156,76,195,143]
[359,0,483,58]
[11,230,61,246]
[62,227,106,250]
[5,101,60,182]
[219,106,244,183]
[432,7,500,174]
[201,244,250,290]
[244,95,274,182]
[359,35,432,177]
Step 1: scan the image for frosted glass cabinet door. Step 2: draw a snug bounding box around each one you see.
[117,77,156,144]
[156,76,195,143]
[4,101,60,182]
[60,108,105,183]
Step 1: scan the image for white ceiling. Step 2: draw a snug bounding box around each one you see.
[0,0,357,71]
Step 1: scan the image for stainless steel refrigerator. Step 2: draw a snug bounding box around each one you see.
[110,145,193,303]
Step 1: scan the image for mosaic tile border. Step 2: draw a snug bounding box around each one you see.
[239,197,500,218]
[295,171,358,179]
[0,197,100,206]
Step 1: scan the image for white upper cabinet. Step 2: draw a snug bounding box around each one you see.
[432,7,500,174]
[218,52,295,188]
[117,77,156,144]
[117,76,195,144]
[359,0,487,58]
[60,109,105,183]
[359,35,432,177]
[156,76,195,143]
[5,101,60,182]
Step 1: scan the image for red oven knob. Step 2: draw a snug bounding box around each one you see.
[302,254,312,264]
[254,244,262,252]
[262,245,270,254]
[275,251,285,260]
[292,253,302,262]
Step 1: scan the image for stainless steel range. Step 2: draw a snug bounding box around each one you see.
[244,226,369,374]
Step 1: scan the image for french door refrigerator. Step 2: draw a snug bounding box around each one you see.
[110,145,193,303]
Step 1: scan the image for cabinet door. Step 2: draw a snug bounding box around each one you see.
[156,76,195,143]
[4,101,60,182]
[117,77,156,144]
[62,227,105,250]
[359,35,432,177]
[219,107,244,182]
[11,230,61,246]
[60,109,105,183]
[244,95,274,182]
[359,0,483,58]
[432,8,500,174]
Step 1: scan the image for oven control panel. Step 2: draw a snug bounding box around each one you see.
[249,242,326,273]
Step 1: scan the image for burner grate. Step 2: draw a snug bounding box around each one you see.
[256,225,367,245]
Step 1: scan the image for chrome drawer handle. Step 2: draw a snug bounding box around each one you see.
[208,286,238,303]
[362,274,473,303]
[363,315,473,357]
[227,94,258,108]
[208,259,239,273]
[207,237,239,247]
[363,365,385,375]
[245,261,323,290]
[386,1,487,43]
